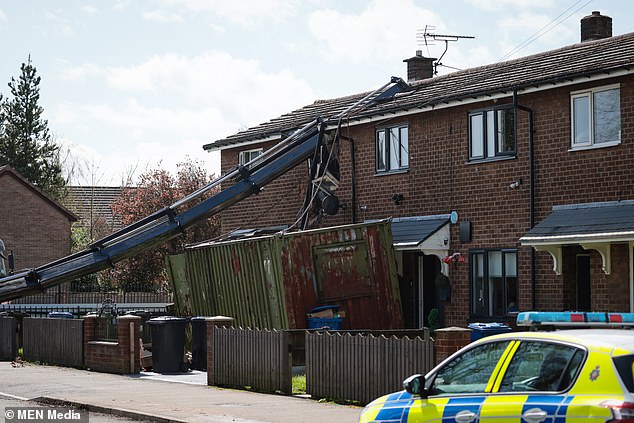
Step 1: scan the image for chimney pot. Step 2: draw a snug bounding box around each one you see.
[581,11,612,42]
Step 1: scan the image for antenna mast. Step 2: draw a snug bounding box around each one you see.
[417,26,475,74]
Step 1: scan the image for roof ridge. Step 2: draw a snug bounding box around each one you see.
[205,31,634,150]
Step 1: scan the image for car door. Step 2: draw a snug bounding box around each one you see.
[405,340,514,423]
[480,340,586,422]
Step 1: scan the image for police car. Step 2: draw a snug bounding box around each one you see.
[359,312,634,422]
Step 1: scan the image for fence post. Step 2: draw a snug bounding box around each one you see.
[206,316,234,386]
[433,326,472,365]
[0,316,17,360]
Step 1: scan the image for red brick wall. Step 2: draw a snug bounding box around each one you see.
[217,74,634,327]
[434,327,472,364]
[219,140,309,233]
[0,173,73,270]
[84,315,141,374]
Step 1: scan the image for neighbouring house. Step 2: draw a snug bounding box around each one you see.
[66,186,126,239]
[203,12,634,328]
[0,166,77,272]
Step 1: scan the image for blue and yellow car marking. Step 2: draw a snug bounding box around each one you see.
[520,395,572,423]
[372,391,415,422]
[442,396,486,422]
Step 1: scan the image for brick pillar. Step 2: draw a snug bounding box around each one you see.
[117,315,141,374]
[434,327,472,365]
[83,314,97,343]
[206,316,234,386]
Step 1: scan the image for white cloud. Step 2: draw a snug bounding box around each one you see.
[465,0,554,12]
[496,11,577,59]
[158,0,299,26]
[82,4,99,15]
[62,62,103,81]
[101,52,315,123]
[0,9,6,21]
[44,11,75,36]
[53,52,316,185]
[307,0,443,64]
[142,9,183,23]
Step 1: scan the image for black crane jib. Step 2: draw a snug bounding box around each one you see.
[0,77,408,302]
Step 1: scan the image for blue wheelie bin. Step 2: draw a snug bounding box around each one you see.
[468,322,512,342]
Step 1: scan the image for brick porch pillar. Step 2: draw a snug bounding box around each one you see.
[434,326,472,365]
[117,315,142,374]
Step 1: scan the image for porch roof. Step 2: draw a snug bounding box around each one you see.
[520,201,634,246]
[391,215,450,250]
[520,201,634,275]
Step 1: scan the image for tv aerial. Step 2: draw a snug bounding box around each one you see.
[416,25,475,74]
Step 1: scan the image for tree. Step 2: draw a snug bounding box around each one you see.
[103,158,220,292]
[0,57,66,199]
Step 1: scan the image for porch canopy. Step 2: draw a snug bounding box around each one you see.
[391,215,450,253]
[520,201,634,275]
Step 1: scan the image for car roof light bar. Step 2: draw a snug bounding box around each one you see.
[517,311,634,328]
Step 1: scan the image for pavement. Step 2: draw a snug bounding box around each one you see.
[0,362,362,422]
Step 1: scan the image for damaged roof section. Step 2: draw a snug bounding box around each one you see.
[204,33,634,151]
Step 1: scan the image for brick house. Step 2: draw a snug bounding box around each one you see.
[204,12,634,328]
[66,186,125,238]
[0,166,77,272]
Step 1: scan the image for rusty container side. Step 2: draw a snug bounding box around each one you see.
[281,221,403,330]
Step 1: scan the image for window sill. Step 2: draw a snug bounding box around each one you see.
[568,140,620,152]
[374,168,409,177]
[466,155,516,165]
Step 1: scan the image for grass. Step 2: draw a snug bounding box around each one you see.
[292,374,306,394]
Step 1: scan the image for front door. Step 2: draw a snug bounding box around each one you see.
[576,254,591,311]
[400,252,420,328]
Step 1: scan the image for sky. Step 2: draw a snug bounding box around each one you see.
[0,0,632,186]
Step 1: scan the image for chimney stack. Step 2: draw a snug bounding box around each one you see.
[581,11,612,42]
[403,50,436,82]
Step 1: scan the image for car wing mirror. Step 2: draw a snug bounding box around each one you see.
[403,374,427,397]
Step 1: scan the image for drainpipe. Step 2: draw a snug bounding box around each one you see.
[514,90,536,310]
[340,135,357,224]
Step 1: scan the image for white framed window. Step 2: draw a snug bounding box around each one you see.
[469,107,515,161]
[376,125,408,173]
[571,84,621,149]
[239,148,263,165]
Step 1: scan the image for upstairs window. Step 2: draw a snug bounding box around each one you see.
[239,148,263,165]
[471,249,518,317]
[376,125,408,173]
[571,85,620,149]
[469,107,515,161]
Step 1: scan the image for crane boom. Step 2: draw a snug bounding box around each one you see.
[0,78,408,302]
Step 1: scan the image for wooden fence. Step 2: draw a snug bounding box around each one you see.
[23,317,84,367]
[212,327,292,393]
[306,331,435,405]
[0,316,17,360]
